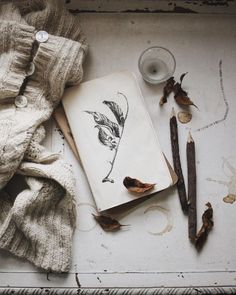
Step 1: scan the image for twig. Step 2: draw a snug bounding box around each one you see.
[170,108,188,214]
[187,132,197,242]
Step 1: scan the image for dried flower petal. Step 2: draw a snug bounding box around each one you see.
[177,111,192,124]
[159,77,175,106]
[195,202,213,251]
[123,177,155,194]
[93,214,122,232]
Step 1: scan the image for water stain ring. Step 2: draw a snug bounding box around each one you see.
[144,205,173,235]
[76,202,98,232]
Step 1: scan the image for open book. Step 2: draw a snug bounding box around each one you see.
[61,71,177,212]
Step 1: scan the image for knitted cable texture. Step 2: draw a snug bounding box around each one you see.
[0,0,87,272]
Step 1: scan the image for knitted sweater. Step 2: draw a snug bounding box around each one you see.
[0,0,87,272]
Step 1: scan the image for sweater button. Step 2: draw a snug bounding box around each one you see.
[15,95,28,108]
[36,30,49,43]
[27,62,35,76]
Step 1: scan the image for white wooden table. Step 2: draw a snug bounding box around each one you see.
[1,1,236,294]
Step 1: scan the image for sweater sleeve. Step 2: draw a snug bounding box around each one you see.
[0,21,35,100]
[0,16,86,191]
[0,4,35,99]
[28,34,86,103]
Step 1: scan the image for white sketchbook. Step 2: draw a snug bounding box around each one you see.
[62,71,177,212]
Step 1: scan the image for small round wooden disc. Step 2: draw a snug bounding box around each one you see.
[177,111,192,124]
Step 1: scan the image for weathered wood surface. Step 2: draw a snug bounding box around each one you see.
[0,7,236,294]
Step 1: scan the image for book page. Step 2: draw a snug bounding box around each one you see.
[63,71,174,211]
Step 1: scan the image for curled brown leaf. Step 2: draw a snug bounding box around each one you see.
[159,77,175,106]
[173,82,197,108]
[159,73,197,108]
[123,177,155,194]
[195,202,214,251]
[180,72,188,84]
[93,214,123,232]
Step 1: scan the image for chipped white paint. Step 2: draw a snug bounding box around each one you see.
[65,0,236,14]
[1,6,236,294]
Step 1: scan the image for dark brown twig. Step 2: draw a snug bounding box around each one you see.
[170,108,188,214]
[187,132,197,242]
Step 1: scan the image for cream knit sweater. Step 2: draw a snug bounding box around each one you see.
[0,0,87,272]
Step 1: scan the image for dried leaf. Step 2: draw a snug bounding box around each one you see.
[159,77,175,106]
[180,72,188,84]
[85,111,120,138]
[123,177,155,194]
[177,111,192,124]
[173,82,197,108]
[95,125,117,150]
[93,214,122,232]
[195,202,214,251]
[103,100,125,127]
